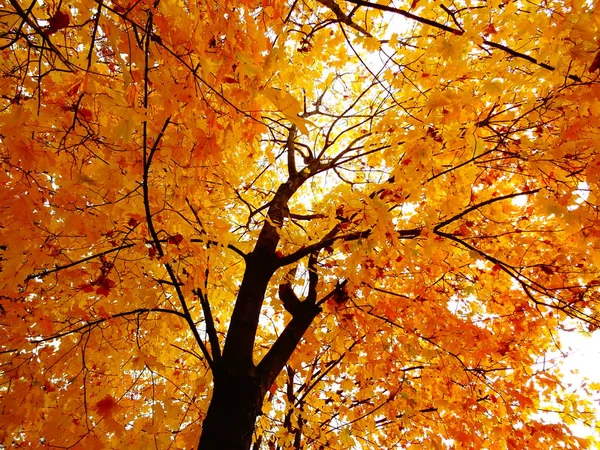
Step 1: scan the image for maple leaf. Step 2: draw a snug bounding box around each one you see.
[78,108,93,121]
[167,233,184,245]
[263,87,315,135]
[93,275,116,296]
[45,10,70,36]
[95,395,119,418]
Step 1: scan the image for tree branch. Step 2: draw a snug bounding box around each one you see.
[96,0,267,127]
[344,0,460,34]
[343,0,582,82]
[25,243,135,282]
[287,126,298,177]
[220,156,326,371]
[32,308,186,345]
[195,288,221,363]
[289,212,327,220]
[278,267,303,316]
[258,309,323,385]
[433,189,541,232]
[139,37,212,367]
[436,230,600,326]
[315,0,373,37]
[165,263,214,367]
[6,0,77,69]
[294,333,360,406]
[278,225,421,267]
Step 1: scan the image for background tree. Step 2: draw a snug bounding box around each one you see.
[1,0,600,449]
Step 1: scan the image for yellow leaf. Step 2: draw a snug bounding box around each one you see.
[263,87,314,134]
[427,92,451,109]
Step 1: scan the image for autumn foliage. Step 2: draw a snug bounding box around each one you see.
[1,0,600,448]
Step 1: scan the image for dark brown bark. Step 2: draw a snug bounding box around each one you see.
[198,133,328,450]
[197,302,323,450]
[196,251,277,450]
[197,367,264,450]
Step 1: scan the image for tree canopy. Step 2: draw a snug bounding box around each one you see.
[1,0,600,448]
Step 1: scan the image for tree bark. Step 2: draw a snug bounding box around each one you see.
[197,296,323,450]
[197,250,277,450]
[197,368,264,450]
[198,139,326,449]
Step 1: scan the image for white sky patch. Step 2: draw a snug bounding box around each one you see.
[574,182,590,200]
[512,193,528,207]
[559,330,600,434]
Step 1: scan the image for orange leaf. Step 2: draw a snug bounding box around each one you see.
[168,233,184,245]
[95,395,119,418]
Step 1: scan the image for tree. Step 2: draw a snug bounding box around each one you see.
[1,0,600,448]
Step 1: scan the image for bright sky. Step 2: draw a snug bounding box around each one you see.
[559,330,600,438]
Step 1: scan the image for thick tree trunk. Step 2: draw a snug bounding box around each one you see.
[197,254,274,450]
[197,303,323,450]
[197,157,324,449]
[197,369,264,450]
